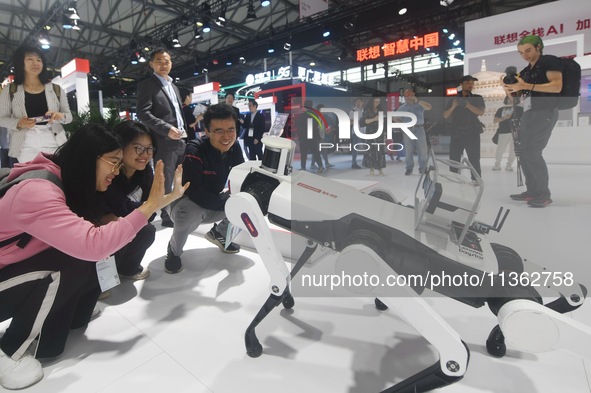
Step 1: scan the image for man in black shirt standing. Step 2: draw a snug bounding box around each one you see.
[443,75,486,180]
[504,35,562,208]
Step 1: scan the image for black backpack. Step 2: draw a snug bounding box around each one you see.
[557,57,581,110]
[0,168,63,250]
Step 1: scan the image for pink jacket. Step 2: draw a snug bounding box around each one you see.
[0,153,147,268]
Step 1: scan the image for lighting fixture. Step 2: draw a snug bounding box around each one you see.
[72,20,81,31]
[62,15,73,29]
[216,10,226,26]
[172,35,181,48]
[226,58,233,66]
[440,0,454,6]
[338,49,347,60]
[261,0,270,7]
[130,54,139,65]
[283,42,291,51]
[38,33,51,46]
[246,1,257,19]
[239,56,246,64]
[202,68,208,73]
[194,27,202,39]
[398,7,407,15]
[344,21,354,30]
[138,54,146,63]
[193,66,200,76]
[309,61,315,66]
[268,41,275,53]
[202,19,211,33]
[322,26,331,38]
[65,2,81,20]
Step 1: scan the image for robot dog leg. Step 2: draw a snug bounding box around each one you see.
[225,192,294,357]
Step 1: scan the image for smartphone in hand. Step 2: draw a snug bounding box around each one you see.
[30,115,50,123]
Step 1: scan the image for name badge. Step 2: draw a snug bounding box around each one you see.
[96,256,120,292]
[248,128,254,137]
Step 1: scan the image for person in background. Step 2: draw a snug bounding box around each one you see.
[242,99,265,160]
[0,45,72,164]
[503,34,562,208]
[0,124,187,390]
[348,97,365,169]
[443,75,485,180]
[180,89,199,141]
[316,104,335,169]
[225,92,245,158]
[296,99,324,173]
[362,96,386,176]
[99,121,158,288]
[492,95,522,171]
[397,89,431,176]
[136,47,186,227]
[164,104,244,274]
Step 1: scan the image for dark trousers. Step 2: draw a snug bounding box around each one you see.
[519,109,558,197]
[449,132,481,179]
[114,224,156,276]
[245,138,263,160]
[299,138,322,170]
[0,248,100,359]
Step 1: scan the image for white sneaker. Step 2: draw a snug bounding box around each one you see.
[492,165,501,171]
[0,350,43,390]
[120,267,151,281]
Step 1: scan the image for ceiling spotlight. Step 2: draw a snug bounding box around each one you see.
[65,1,80,20]
[344,21,354,30]
[268,41,275,53]
[172,35,181,48]
[398,7,407,15]
[283,42,291,51]
[239,56,246,64]
[130,54,139,65]
[62,15,73,29]
[322,26,331,38]
[338,49,347,60]
[440,0,454,6]
[202,19,211,33]
[72,20,81,31]
[194,27,202,39]
[453,39,460,46]
[38,33,51,46]
[261,0,270,7]
[226,58,233,66]
[43,24,52,31]
[202,67,208,74]
[309,61,315,67]
[246,0,257,19]
[216,10,226,26]
[138,54,146,63]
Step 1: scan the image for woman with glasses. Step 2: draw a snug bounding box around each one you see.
[98,121,158,288]
[0,124,187,389]
[0,45,72,164]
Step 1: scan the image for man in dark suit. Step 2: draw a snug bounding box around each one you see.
[136,48,186,227]
[242,99,266,160]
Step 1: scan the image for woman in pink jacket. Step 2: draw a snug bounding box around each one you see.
[0,124,188,390]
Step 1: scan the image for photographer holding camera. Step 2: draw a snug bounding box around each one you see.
[503,35,562,208]
[443,75,486,180]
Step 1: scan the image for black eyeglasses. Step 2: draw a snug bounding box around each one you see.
[97,156,124,173]
[133,145,156,155]
[211,129,236,135]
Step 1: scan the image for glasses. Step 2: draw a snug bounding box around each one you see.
[211,129,236,135]
[97,156,124,173]
[133,145,156,155]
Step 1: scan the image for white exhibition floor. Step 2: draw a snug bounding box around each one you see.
[2,153,590,393]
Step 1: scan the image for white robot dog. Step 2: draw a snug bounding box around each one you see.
[225,134,590,392]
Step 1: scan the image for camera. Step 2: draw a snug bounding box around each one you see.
[503,67,519,85]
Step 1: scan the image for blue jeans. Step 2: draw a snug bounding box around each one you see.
[403,127,428,172]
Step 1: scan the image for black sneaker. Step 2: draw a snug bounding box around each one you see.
[164,244,183,274]
[205,226,240,254]
[351,163,361,169]
[405,169,412,176]
[527,196,553,208]
[509,192,536,201]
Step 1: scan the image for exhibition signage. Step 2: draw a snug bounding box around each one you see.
[245,65,336,86]
[355,32,440,62]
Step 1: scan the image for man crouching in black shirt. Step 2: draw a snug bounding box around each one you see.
[503,35,562,208]
[164,104,245,274]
